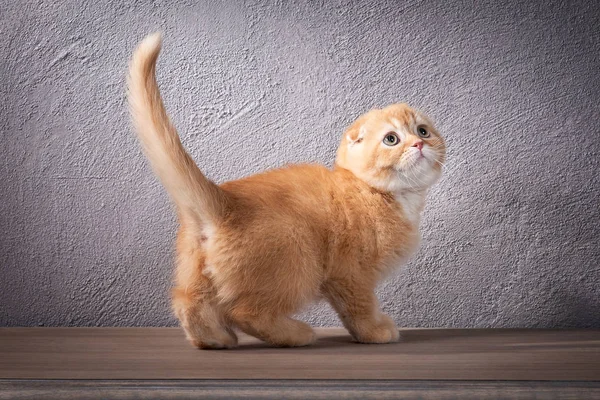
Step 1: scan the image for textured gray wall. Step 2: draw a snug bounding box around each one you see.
[1,0,599,328]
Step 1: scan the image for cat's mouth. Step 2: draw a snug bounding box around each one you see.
[402,150,428,168]
[395,152,440,181]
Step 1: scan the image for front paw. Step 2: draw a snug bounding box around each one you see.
[353,315,399,344]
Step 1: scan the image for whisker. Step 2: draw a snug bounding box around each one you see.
[407,165,428,188]
[401,167,421,190]
[434,159,448,169]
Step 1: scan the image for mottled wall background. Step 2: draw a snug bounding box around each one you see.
[1,0,599,328]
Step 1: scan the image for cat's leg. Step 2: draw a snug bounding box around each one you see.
[173,224,238,349]
[172,283,238,349]
[323,280,399,344]
[229,307,316,347]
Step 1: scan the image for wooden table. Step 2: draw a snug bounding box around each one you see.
[1,328,599,399]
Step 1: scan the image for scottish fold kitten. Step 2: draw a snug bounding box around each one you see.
[128,33,446,349]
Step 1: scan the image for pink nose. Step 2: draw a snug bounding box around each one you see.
[412,140,424,151]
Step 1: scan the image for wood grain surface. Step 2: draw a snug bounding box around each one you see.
[1,380,600,400]
[0,328,599,381]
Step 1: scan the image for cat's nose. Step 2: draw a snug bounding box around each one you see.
[412,140,423,151]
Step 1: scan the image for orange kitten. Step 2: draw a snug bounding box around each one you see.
[128,33,446,349]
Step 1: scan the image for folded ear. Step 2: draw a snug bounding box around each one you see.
[344,115,370,146]
[346,126,366,145]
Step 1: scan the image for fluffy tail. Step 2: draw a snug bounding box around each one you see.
[127,33,228,226]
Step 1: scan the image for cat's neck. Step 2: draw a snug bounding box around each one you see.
[393,189,427,227]
[334,165,428,226]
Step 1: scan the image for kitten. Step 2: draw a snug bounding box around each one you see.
[128,33,446,349]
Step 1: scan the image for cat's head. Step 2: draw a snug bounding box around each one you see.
[335,103,446,193]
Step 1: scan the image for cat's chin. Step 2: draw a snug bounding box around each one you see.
[388,158,439,189]
[364,168,439,194]
[394,167,441,192]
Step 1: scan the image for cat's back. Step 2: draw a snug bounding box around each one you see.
[220,163,337,217]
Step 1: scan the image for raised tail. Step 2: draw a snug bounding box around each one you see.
[127,33,228,226]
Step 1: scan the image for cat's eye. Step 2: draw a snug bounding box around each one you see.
[417,126,431,138]
[383,132,400,146]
